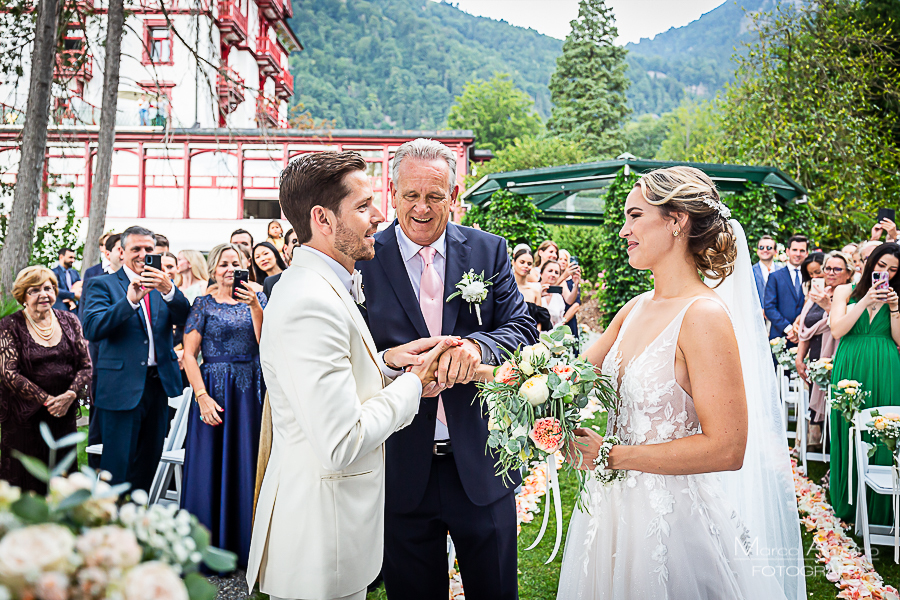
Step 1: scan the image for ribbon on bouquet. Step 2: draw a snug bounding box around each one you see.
[525,453,563,564]
[892,461,900,564]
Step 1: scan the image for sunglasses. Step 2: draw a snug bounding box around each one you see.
[823,266,845,274]
[758,245,774,251]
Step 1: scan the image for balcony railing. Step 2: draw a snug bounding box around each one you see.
[254,37,283,76]
[274,70,294,100]
[256,97,284,129]
[217,65,245,115]
[54,49,92,81]
[216,0,247,46]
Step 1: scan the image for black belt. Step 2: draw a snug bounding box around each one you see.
[433,440,452,456]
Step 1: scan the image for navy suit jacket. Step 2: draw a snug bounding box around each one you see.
[357,221,538,511]
[51,265,80,311]
[82,263,105,286]
[81,269,190,410]
[764,265,805,339]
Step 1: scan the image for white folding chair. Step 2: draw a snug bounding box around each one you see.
[803,383,830,466]
[147,387,194,505]
[778,365,800,442]
[853,407,900,563]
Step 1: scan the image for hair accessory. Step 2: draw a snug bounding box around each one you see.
[700,196,732,219]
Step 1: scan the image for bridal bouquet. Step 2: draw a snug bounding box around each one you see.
[806,357,834,389]
[866,410,900,458]
[0,425,234,600]
[769,337,797,370]
[829,379,869,423]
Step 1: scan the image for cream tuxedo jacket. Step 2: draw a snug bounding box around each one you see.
[246,250,422,599]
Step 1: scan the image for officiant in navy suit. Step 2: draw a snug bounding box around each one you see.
[764,234,809,343]
[82,226,191,492]
[357,139,537,600]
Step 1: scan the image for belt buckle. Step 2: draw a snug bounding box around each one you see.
[433,441,451,456]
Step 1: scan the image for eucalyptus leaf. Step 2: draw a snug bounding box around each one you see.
[50,449,78,479]
[55,488,92,512]
[13,451,50,483]
[39,422,58,450]
[184,572,217,600]
[11,493,50,523]
[56,431,87,449]
[202,546,238,573]
[191,522,212,551]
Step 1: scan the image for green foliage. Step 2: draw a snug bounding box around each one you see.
[709,0,900,246]
[30,192,84,269]
[470,136,589,182]
[287,0,562,129]
[725,183,813,254]
[655,98,719,161]
[594,169,651,326]
[462,190,548,249]
[621,113,672,159]
[547,0,630,158]
[446,73,543,153]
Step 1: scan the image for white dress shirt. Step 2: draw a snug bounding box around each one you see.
[783,264,803,334]
[123,265,176,366]
[298,246,353,293]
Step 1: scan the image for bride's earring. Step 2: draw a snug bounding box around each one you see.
[673,229,680,237]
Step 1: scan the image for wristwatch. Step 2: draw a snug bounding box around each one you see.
[467,338,497,366]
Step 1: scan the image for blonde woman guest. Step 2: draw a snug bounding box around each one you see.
[0,267,92,493]
[265,220,285,252]
[513,248,551,331]
[527,240,558,283]
[177,250,209,304]
[540,260,567,328]
[181,243,266,568]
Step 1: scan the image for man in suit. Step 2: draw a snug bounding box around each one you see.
[81,226,191,491]
[357,139,538,600]
[262,228,299,300]
[51,247,81,312]
[764,234,809,343]
[81,233,110,285]
[752,234,781,329]
[247,151,451,600]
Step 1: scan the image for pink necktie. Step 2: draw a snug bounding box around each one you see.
[418,246,446,426]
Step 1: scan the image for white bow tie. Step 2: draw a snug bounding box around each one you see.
[350,270,365,305]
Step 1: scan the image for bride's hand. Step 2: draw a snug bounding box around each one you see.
[566,427,605,470]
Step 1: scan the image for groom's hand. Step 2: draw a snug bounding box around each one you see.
[436,340,481,389]
[385,336,459,370]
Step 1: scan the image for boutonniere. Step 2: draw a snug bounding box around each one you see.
[350,270,365,306]
[446,269,493,325]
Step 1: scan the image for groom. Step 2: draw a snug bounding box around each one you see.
[358,138,538,599]
[246,151,454,600]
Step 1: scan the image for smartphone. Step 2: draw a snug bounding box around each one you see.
[232,269,249,300]
[144,254,162,272]
[877,207,896,223]
[569,255,579,266]
[873,271,890,291]
[547,285,563,294]
[811,278,825,292]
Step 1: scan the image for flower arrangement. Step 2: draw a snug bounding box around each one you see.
[0,426,235,600]
[776,243,788,264]
[477,325,616,486]
[446,269,493,325]
[830,380,870,424]
[806,357,834,390]
[866,410,900,458]
[769,337,797,370]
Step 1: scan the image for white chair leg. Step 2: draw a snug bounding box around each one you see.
[148,463,170,505]
[173,465,183,505]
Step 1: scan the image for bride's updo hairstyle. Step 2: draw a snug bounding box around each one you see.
[636,166,737,283]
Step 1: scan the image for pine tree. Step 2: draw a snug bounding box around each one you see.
[547,0,630,158]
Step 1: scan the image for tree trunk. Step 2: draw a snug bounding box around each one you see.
[82,0,125,269]
[0,0,60,296]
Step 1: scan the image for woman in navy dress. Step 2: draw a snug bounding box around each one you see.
[181,243,265,568]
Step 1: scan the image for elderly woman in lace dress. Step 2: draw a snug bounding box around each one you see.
[0,266,92,493]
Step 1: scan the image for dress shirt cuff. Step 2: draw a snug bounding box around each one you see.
[128,297,141,310]
[784,324,794,334]
[380,350,405,380]
[161,286,176,302]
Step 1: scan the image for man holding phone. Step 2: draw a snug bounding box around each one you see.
[82,226,191,491]
[871,208,897,244]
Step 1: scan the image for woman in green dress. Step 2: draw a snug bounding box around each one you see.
[829,242,900,524]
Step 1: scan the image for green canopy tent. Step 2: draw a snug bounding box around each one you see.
[461,158,808,225]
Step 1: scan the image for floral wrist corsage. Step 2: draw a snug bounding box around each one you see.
[593,435,627,485]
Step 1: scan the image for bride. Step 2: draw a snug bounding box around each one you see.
[557,167,805,600]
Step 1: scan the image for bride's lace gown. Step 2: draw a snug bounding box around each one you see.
[557,294,789,600]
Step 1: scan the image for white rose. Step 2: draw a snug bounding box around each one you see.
[35,571,69,600]
[0,524,75,590]
[0,482,20,509]
[516,355,534,377]
[845,387,858,396]
[519,375,550,407]
[76,567,107,598]
[76,526,142,570]
[121,562,188,600]
[464,281,486,298]
[49,473,117,523]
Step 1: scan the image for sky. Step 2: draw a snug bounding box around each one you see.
[439,0,728,45]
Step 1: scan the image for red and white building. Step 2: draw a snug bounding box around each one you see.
[0,0,475,250]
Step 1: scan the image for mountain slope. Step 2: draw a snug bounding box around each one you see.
[287,0,562,129]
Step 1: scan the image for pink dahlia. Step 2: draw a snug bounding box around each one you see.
[493,362,518,385]
[529,417,564,453]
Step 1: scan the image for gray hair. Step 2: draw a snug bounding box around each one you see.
[120,225,155,250]
[390,138,458,192]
